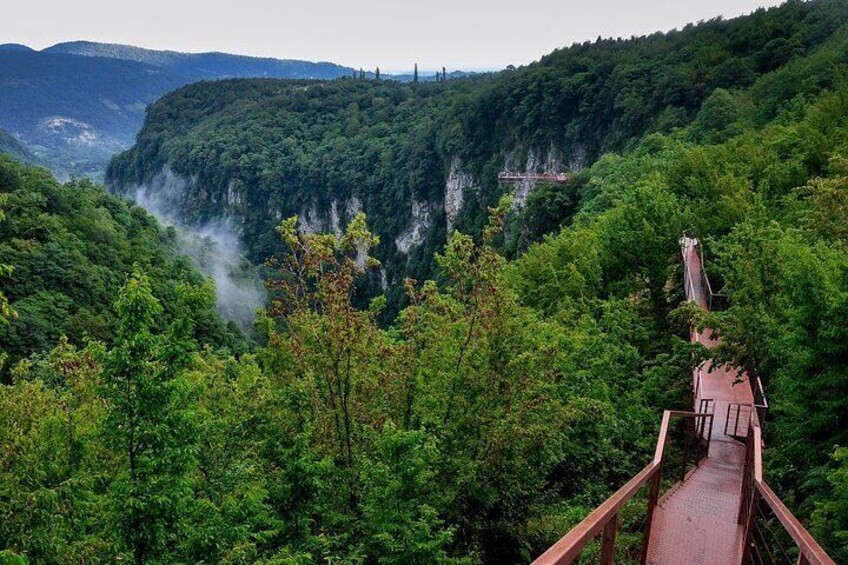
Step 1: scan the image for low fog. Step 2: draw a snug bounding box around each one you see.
[129,170,265,332]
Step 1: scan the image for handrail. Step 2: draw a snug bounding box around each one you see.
[533,410,713,565]
[680,238,700,305]
[680,235,728,310]
[532,463,659,565]
[739,412,835,565]
[694,364,711,410]
[754,376,768,411]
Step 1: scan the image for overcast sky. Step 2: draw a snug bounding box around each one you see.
[4,0,786,71]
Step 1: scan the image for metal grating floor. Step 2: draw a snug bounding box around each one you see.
[646,439,746,564]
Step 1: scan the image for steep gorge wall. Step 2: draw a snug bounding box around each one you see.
[112,137,583,274]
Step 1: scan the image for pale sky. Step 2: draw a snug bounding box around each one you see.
[4,0,786,71]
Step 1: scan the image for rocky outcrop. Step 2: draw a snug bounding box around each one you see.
[395,200,437,254]
[502,146,568,208]
[226,179,243,206]
[298,196,363,236]
[569,143,588,172]
[445,158,475,233]
[298,199,323,234]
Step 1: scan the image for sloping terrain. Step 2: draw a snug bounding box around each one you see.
[0,43,355,178]
[107,0,848,311]
[0,127,38,164]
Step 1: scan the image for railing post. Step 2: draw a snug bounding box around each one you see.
[735,405,742,437]
[600,513,618,565]
[797,553,811,565]
[640,467,662,565]
[739,488,759,565]
[739,421,758,565]
[706,414,713,457]
[682,418,692,482]
[725,404,732,436]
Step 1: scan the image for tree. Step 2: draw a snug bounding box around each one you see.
[0,195,15,328]
[101,271,203,563]
[813,447,848,563]
[688,88,752,143]
[266,213,381,510]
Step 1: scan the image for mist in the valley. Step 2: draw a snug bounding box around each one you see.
[129,170,265,332]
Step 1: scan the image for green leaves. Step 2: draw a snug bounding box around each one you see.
[0,157,240,379]
[101,271,201,563]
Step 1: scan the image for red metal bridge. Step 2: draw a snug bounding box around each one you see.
[532,235,835,565]
[497,172,570,182]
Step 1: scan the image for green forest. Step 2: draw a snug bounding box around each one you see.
[108,0,848,310]
[2,0,848,563]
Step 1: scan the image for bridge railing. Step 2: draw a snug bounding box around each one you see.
[532,410,713,565]
[693,364,716,419]
[698,245,728,311]
[739,412,835,565]
[681,234,728,310]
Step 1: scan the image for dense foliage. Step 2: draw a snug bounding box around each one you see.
[108,0,848,309]
[0,128,37,165]
[0,157,244,378]
[2,1,848,563]
[0,198,689,563]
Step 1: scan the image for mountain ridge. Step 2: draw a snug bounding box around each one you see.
[44,40,355,79]
[0,42,358,178]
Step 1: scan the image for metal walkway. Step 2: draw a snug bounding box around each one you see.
[644,238,752,564]
[532,235,835,565]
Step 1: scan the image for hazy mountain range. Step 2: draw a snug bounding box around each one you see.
[0,41,361,178]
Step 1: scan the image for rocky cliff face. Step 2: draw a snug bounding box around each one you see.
[120,141,577,261]
[444,157,476,233]
[500,145,579,208]
[298,196,363,236]
[395,200,439,254]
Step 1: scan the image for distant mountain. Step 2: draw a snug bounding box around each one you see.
[45,41,356,81]
[0,43,35,53]
[0,51,184,178]
[0,42,357,178]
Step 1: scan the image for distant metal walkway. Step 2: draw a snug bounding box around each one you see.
[497,172,569,182]
[532,235,835,565]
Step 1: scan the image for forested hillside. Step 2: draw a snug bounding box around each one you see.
[0,44,355,178]
[0,157,245,378]
[0,128,38,164]
[108,0,848,314]
[2,0,848,563]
